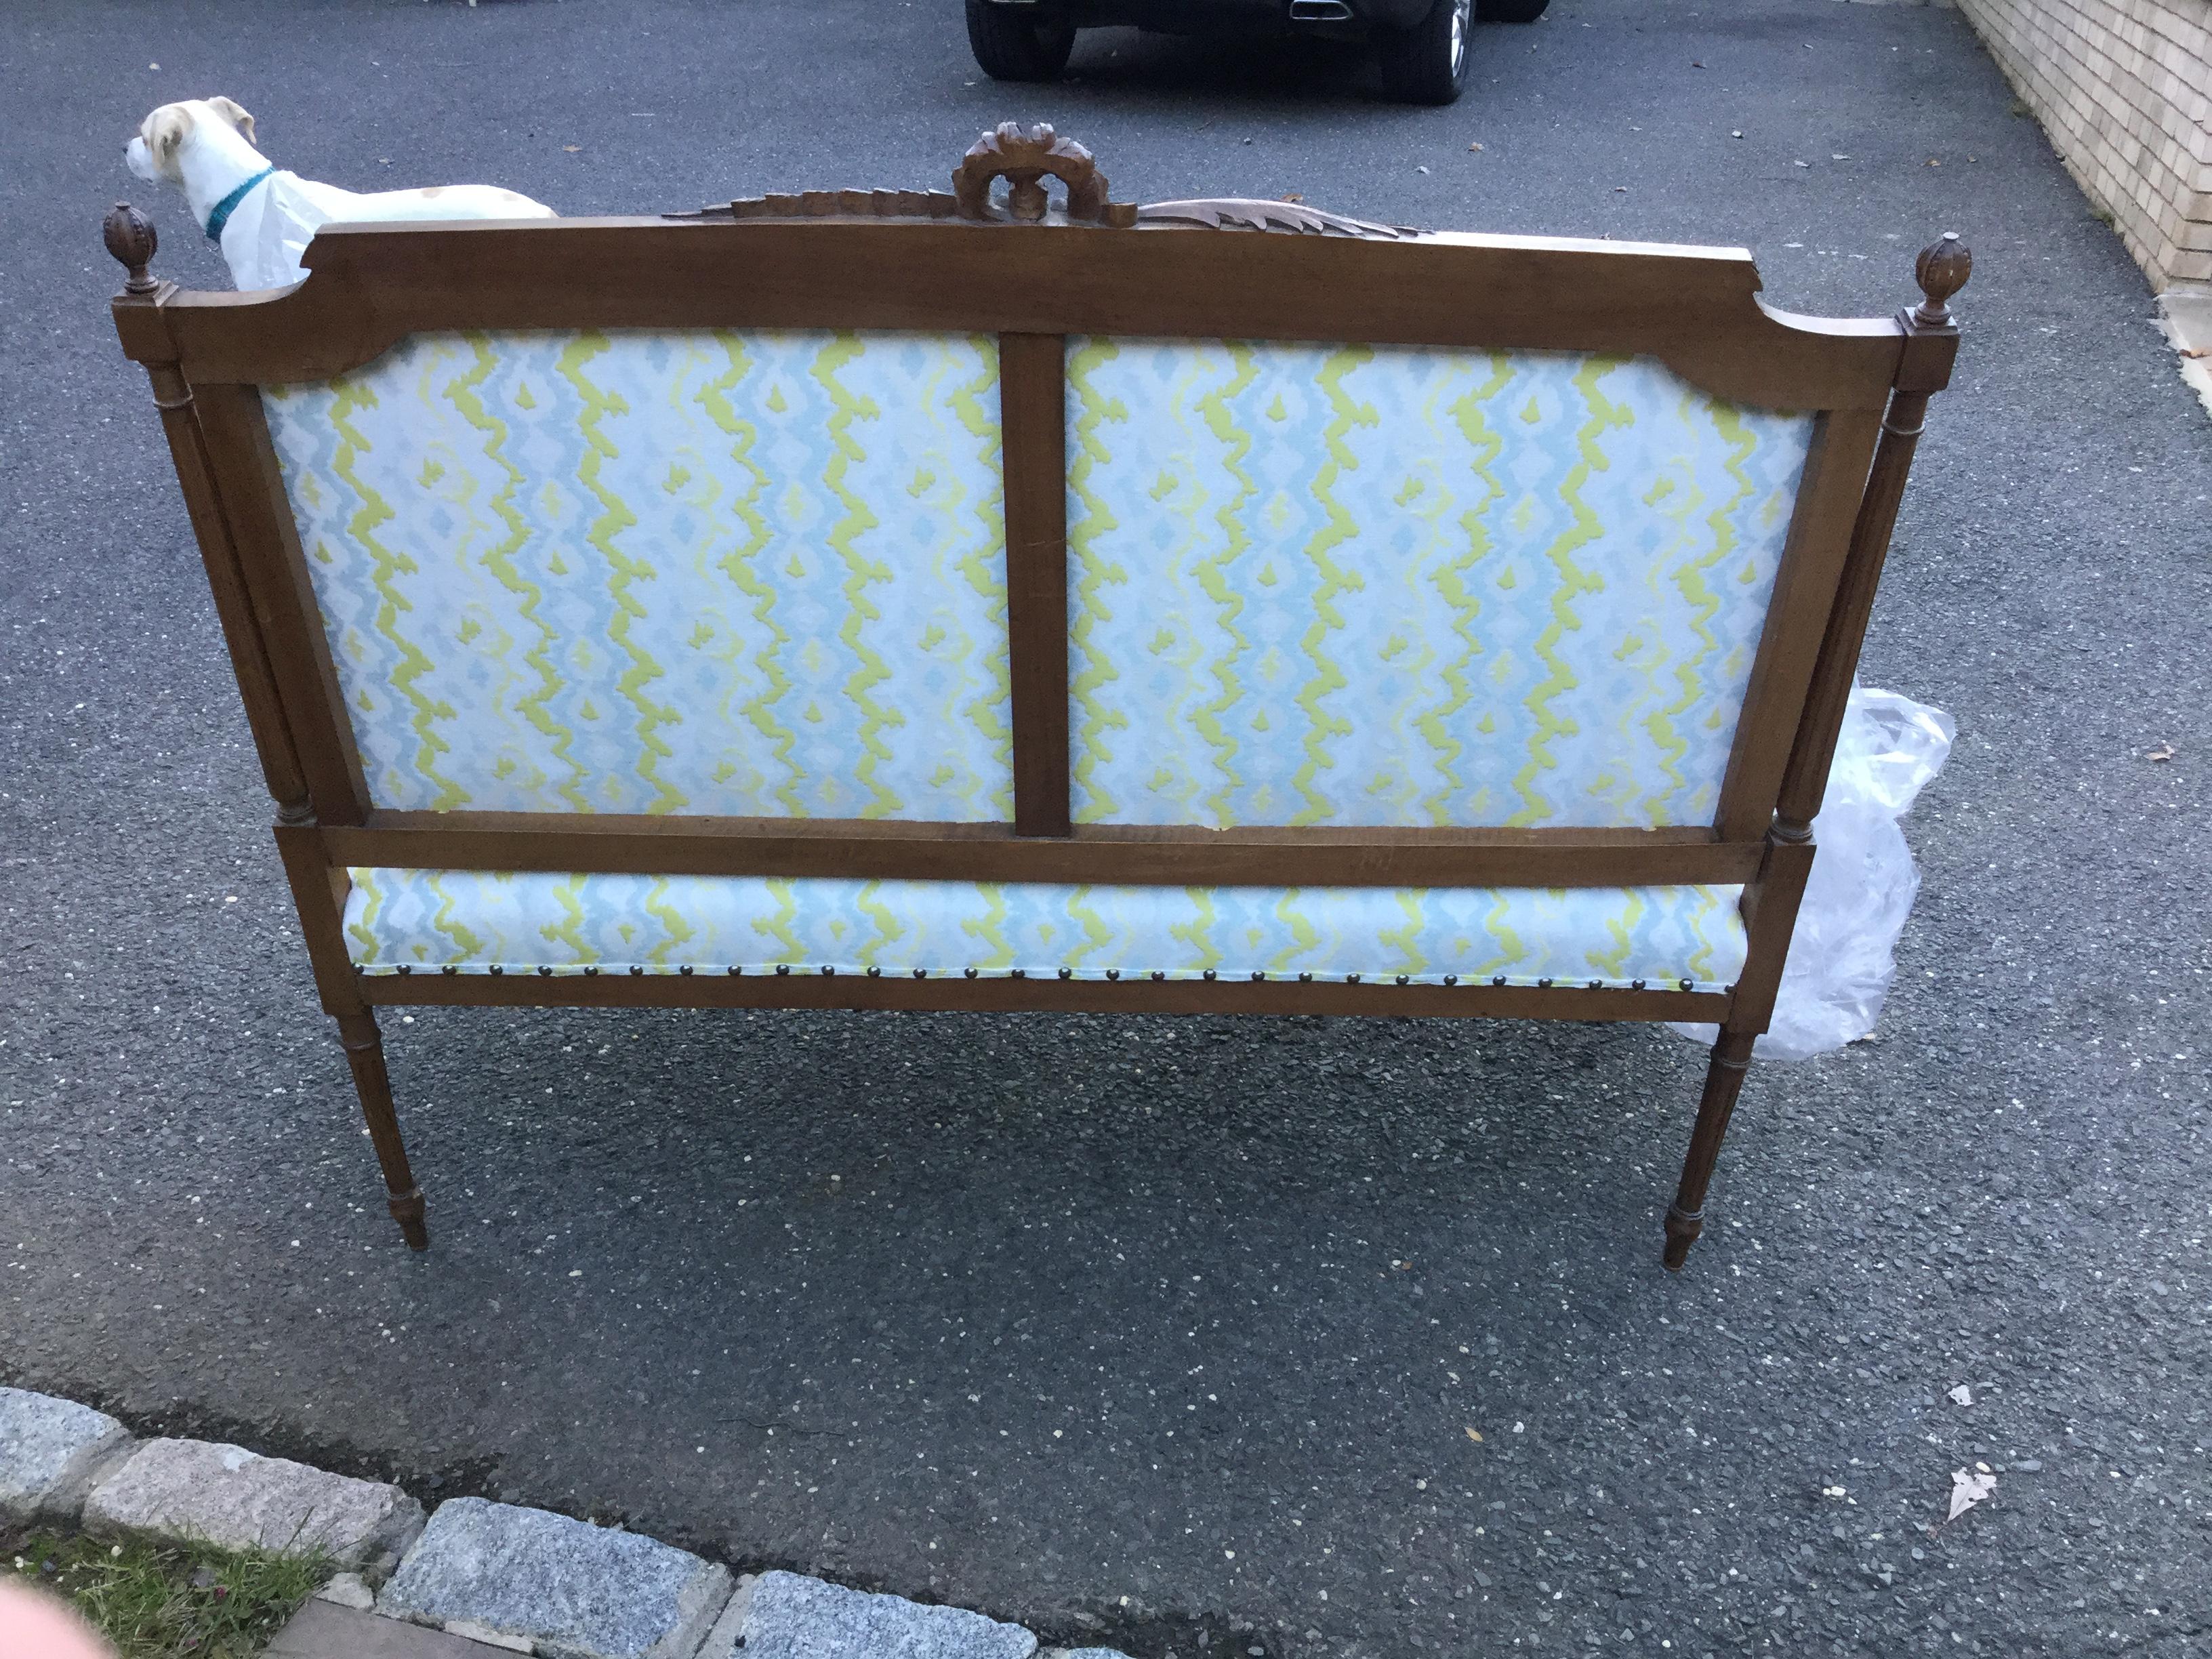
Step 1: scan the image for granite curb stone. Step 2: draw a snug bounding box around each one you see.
[726,1570,1037,1659]
[377,1496,731,1659]
[14,1393,1071,1659]
[0,1387,133,1525]
[81,1437,426,1577]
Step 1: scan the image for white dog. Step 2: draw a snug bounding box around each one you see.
[125,97,555,291]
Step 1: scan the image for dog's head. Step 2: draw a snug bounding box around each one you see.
[125,97,258,184]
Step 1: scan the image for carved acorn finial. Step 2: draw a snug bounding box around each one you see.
[104,202,160,294]
[1912,232,1970,327]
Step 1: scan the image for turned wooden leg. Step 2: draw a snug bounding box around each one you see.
[336,1010,428,1250]
[1663,1027,1757,1271]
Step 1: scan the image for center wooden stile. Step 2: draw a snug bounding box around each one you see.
[998,329,1074,841]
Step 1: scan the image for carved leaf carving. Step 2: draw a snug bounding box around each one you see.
[1136,198,1415,239]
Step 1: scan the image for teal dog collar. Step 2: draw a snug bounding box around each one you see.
[204,166,276,243]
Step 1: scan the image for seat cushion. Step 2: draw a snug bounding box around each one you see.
[343,869,1746,990]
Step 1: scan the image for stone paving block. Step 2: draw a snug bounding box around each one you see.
[82,1437,425,1575]
[377,1497,731,1659]
[316,1572,378,1611]
[0,1387,132,1525]
[729,1571,1036,1659]
[270,1599,523,1659]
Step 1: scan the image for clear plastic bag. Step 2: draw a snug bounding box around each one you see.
[1671,684,1955,1061]
[216,171,350,291]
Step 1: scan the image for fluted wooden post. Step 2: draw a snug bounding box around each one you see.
[106,202,428,1250]
[1667,235,1970,1271]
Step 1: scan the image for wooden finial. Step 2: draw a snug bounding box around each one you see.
[1912,232,1970,327]
[104,202,160,294]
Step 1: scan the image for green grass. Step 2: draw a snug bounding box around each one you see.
[4,1528,327,1659]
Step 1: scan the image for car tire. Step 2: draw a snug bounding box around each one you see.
[965,0,1078,81]
[1475,0,1549,20]
[1376,0,1473,105]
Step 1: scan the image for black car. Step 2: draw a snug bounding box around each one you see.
[965,0,1549,106]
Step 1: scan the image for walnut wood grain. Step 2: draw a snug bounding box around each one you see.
[360,968,1730,1023]
[135,221,1904,415]
[317,816,1763,888]
[999,332,1072,838]
[190,386,371,825]
[1776,236,1969,831]
[1712,408,1885,842]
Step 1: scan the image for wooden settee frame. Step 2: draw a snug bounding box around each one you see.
[104,125,1967,1267]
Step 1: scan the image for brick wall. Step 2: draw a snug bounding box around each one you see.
[1955,0,2212,288]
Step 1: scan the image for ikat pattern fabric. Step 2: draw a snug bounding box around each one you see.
[263,329,1014,819]
[342,867,1747,990]
[1065,340,1814,830]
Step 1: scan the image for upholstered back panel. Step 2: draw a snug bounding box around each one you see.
[1065,340,1815,830]
[264,329,1012,819]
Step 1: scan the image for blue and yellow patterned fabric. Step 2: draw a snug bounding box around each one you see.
[264,330,1012,819]
[342,868,1746,990]
[1066,340,1813,830]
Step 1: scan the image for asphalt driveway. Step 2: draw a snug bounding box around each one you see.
[3,1,2209,1654]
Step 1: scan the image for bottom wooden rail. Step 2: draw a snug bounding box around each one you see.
[356,970,1731,1022]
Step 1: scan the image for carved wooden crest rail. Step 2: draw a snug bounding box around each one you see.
[671,120,1406,237]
